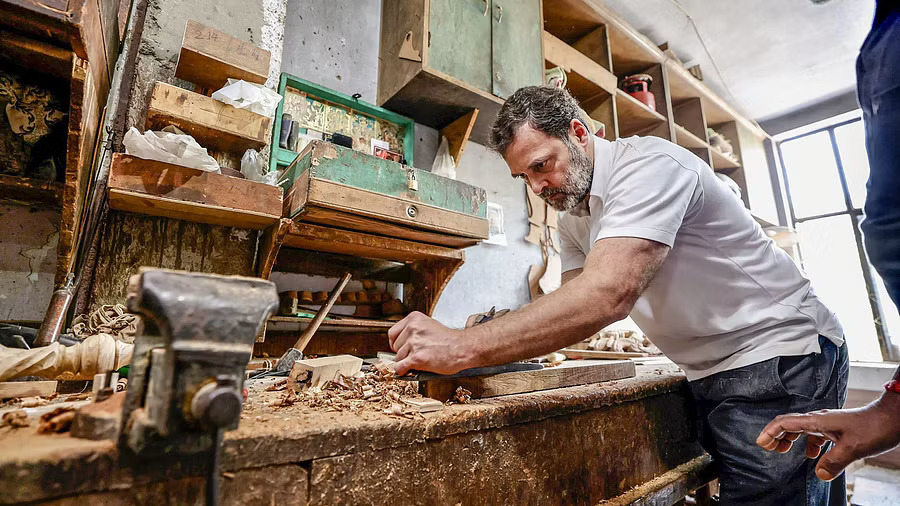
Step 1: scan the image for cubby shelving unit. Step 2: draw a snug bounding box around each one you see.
[543,0,774,213]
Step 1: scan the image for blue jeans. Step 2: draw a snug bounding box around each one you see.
[858,4,900,308]
[689,337,849,505]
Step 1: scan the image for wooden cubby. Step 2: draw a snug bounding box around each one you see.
[542,0,774,218]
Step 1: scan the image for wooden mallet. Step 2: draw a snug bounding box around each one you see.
[273,272,352,373]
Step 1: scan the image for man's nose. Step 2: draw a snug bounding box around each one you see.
[529,177,548,195]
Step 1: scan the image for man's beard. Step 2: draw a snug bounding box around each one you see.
[540,139,593,211]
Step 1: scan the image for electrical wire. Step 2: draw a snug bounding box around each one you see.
[666,0,763,128]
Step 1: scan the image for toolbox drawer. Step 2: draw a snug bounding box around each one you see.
[281,141,489,248]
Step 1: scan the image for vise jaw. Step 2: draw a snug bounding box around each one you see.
[119,268,278,455]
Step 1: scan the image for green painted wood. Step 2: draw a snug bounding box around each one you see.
[282,142,487,218]
[490,0,543,99]
[269,73,416,173]
[428,0,493,94]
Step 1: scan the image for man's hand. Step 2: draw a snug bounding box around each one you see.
[756,393,900,481]
[388,312,475,376]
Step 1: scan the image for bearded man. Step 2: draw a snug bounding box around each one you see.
[387,86,848,504]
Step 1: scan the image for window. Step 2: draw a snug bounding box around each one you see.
[779,116,898,362]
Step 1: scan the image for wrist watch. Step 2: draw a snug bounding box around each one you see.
[885,379,900,394]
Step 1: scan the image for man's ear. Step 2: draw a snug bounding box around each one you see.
[569,118,591,148]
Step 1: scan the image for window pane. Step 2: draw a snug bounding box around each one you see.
[834,121,869,209]
[781,132,846,218]
[797,215,882,361]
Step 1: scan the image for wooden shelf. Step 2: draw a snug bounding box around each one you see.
[673,124,708,150]
[146,81,270,153]
[710,147,741,171]
[0,175,64,207]
[543,30,617,108]
[268,315,395,333]
[615,90,666,136]
[107,153,282,229]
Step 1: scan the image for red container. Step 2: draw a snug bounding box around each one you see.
[623,74,656,111]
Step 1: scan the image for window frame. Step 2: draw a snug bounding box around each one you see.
[777,116,897,361]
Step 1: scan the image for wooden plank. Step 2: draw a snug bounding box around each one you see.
[175,19,270,92]
[282,221,465,262]
[440,109,478,167]
[572,25,612,71]
[145,81,270,153]
[559,349,647,360]
[255,331,390,357]
[299,207,481,248]
[543,31,618,96]
[108,190,279,229]
[420,360,636,401]
[402,397,443,413]
[0,381,58,399]
[289,355,363,389]
[272,248,411,283]
[673,124,708,150]
[303,177,488,240]
[268,316,395,328]
[108,153,282,220]
[256,218,291,278]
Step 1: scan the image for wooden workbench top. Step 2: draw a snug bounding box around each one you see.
[0,365,702,504]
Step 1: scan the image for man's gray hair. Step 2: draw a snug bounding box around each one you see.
[489,86,587,156]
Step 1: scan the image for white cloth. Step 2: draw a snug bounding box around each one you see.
[558,135,843,380]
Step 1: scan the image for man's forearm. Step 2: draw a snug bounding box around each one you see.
[461,272,628,367]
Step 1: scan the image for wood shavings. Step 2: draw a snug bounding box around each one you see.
[451,387,471,404]
[0,410,28,429]
[38,407,75,434]
[585,330,661,355]
[265,361,420,416]
[20,397,48,408]
[265,379,288,392]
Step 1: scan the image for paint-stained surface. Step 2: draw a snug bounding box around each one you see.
[0,204,60,321]
[90,212,256,307]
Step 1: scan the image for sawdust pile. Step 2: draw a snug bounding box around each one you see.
[265,363,425,418]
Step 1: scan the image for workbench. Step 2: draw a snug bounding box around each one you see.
[0,365,714,505]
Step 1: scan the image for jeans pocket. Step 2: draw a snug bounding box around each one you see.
[775,353,820,400]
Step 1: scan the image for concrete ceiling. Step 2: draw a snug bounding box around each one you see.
[597,0,873,123]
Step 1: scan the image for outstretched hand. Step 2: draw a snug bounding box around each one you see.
[387,312,476,376]
[756,395,900,481]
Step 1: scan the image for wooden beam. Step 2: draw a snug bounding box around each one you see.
[175,19,271,92]
[0,381,58,399]
[145,81,270,153]
[420,360,636,401]
[273,248,411,283]
[571,25,612,71]
[542,31,618,96]
[0,29,74,80]
[107,154,281,229]
[559,349,647,360]
[439,109,478,167]
[282,222,464,262]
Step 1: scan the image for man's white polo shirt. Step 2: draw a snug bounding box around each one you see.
[558,135,843,381]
